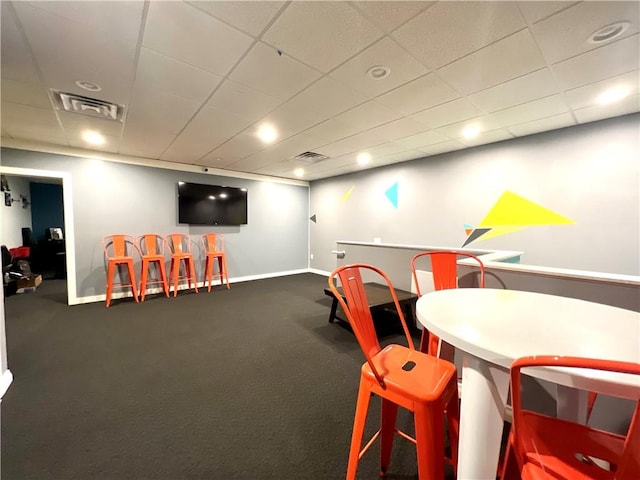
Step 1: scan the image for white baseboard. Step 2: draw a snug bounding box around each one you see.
[308,268,331,276]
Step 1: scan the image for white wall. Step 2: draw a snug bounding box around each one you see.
[310,114,640,276]
[0,176,32,248]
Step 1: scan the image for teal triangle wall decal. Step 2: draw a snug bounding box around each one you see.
[385,182,399,209]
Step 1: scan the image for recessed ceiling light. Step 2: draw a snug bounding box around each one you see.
[357,152,371,166]
[367,65,391,80]
[219,193,228,199]
[75,80,102,92]
[597,85,631,105]
[588,21,630,44]
[208,195,216,200]
[462,125,481,139]
[257,123,278,143]
[294,168,304,178]
[82,130,105,145]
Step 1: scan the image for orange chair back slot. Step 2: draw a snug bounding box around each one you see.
[202,233,223,254]
[139,234,165,256]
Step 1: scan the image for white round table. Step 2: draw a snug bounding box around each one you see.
[416,288,640,480]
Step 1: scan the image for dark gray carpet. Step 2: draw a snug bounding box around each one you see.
[2,273,452,479]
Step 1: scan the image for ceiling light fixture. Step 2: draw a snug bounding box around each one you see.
[367,65,391,80]
[208,195,216,200]
[294,168,304,178]
[357,152,371,166]
[588,21,630,44]
[597,85,631,105]
[257,123,278,143]
[462,125,481,139]
[75,80,102,92]
[82,130,105,145]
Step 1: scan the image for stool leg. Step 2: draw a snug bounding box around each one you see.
[380,399,398,477]
[347,378,373,480]
[188,256,198,293]
[171,257,179,297]
[106,261,116,307]
[158,260,169,298]
[222,255,230,289]
[140,259,149,302]
[415,401,444,480]
[205,255,213,292]
[419,329,429,353]
[126,260,139,302]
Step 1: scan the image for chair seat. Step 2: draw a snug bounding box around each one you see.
[517,411,625,480]
[363,345,457,403]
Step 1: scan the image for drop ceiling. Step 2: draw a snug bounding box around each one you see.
[1,1,638,182]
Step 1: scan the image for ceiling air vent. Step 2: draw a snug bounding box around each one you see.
[50,90,124,122]
[292,151,329,163]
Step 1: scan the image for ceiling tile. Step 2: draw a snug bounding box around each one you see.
[507,112,576,137]
[574,93,640,124]
[564,70,640,110]
[21,0,144,41]
[392,1,526,70]
[125,87,201,135]
[186,1,285,36]
[135,48,222,104]
[262,2,383,73]
[303,117,363,147]
[437,29,546,94]
[376,73,460,116]
[531,2,640,64]
[418,140,465,156]
[205,132,267,164]
[2,122,67,145]
[143,1,253,77]
[552,35,640,90]
[229,42,321,100]
[436,115,502,139]
[1,78,51,109]
[366,117,427,141]
[364,141,414,158]
[517,1,578,24]
[490,95,569,127]
[0,2,41,83]
[235,133,321,168]
[57,111,123,138]
[352,1,433,34]
[411,98,482,129]
[68,132,119,154]
[1,101,58,126]
[315,131,385,158]
[458,128,513,147]
[395,130,450,150]
[330,37,429,98]
[13,2,137,104]
[120,128,177,159]
[262,77,367,138]
[468,68,560,113]
[332,100,403,132]
[206,80,282,121]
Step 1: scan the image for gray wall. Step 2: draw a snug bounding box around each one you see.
[310,114,640,276]
[0,148,309,300]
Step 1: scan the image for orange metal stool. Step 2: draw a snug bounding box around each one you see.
[200,233,230,292]
[165,233,198,297]
[329,264,459,480]
[502,355,640,480]
[102,234,140,308]
[138,234,169,301]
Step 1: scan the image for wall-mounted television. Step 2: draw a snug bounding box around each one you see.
[178,182,248,225]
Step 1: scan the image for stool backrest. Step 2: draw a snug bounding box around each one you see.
[139,234,165,256]
[201,233,224,254]
[166,234,191,254]
[103,235,138,258]
[411,250,485,296]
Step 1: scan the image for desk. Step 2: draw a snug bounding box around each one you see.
[416,288,640,480]
[323,282,417,325]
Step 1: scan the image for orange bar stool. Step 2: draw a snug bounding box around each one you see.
[137,234,169,301]
[102,234,140,308]
[165,233,198,297]
[502,355,640,480]
[411,250,485,357]
[329,263,459,480]
[200,233,230,292]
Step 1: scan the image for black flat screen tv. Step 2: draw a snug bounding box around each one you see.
[178,182,248,225]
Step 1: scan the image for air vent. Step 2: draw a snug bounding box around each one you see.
[50,90,124,122]
[292,151,329,163]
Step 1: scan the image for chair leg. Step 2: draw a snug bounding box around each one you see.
[500,434,521,480]
[105,261,116,307]
[222,255,230,289]
[140,260,149,302]
[380,399,398,477]
[158,260,169,298]
[204,255,213,292]
[414,402,444,480]
[445,387,460,472]
[126,260,139,303]
[171,258,178,297]
[347,379,373,480]
[419,328,429,353]
[188,257,198,293]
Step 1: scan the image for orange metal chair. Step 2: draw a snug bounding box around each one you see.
[165,233,198,297]
[411,250,485,357]
[102,234,140,308]
[501,355,640,480]
[138,234,170,301]
[329,264,459,480]
[200,233,230,292]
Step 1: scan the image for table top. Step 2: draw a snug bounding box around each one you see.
[416,288,640,398]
